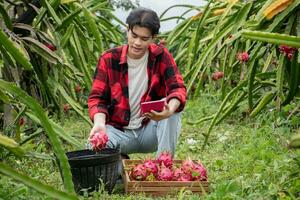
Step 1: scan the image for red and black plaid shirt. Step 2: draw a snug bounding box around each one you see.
[88,43,187,130]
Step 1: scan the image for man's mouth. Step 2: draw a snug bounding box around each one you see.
[132,46,141,52]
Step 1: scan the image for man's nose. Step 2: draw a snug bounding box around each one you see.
[134,38,142,45]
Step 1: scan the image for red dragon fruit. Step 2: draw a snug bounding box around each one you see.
[75,85,82,93]
[191,162,208,181]
[157,151,173,169]
[130,164,147,181]
[157,165,173,181]
[89,131,108,151]
[279,45,297,60]
[211,71,224,81]
[143,159,158,177]
[63,104,70,113]
[181,158,195,173]
[45,43,56,51]
[173,168,192,181]
[237,52,249,63]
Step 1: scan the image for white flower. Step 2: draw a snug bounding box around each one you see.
[187,138,197,145]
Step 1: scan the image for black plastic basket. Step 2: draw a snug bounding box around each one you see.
[60,148,120,194]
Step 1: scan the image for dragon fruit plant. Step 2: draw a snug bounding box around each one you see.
[89,131,109,151]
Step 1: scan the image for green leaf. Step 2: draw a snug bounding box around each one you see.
[242,30,300,48]
[0,29,32,70]
[250,91,274,117]
[26,112,84,148]
[0,80,75,194]
[185,24,233,93]
[22,37,62,64]
[43,0,62,25]
[0,133,19,148]
[60,24,75,48]
[54,80,92,126]
[0,133,25,157]
[83,6,104,53]
[0,162,78,200]
[56,8,82,31]
[0,3,13,30]
[0,89,9,104]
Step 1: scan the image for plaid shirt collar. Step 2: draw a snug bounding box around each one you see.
[119,44,164,64]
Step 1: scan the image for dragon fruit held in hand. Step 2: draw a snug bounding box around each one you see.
[157,151,173,169]
[157,165,173,181]
[143,159,158,177]
[130,164,148,181]
[89,131,108,151]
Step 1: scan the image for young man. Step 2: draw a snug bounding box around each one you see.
[88,7,187,157]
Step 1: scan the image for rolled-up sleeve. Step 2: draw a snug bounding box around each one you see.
[162,48,187,112]
[88,55,110,121]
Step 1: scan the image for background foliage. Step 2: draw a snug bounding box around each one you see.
[0,0,300,199]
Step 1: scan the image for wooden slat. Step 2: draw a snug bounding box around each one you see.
[128,186,208,192]
[127,191,206,196]
[127,180,209,187]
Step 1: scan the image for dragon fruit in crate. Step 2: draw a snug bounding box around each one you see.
[181,158,195,173]
[130,164,148,181]
[157,164,173,181]
[173,168,192,181]
[191,161,208,181]
[143,159,158,177]
[156,151,173,169]
[89,131,108,151]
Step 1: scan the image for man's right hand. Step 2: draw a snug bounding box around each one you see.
[89,113,107,139]
[89,123,106,139]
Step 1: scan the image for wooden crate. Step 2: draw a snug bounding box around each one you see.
[122,159,209,196]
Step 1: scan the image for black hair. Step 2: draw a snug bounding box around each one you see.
[126,7,160,35]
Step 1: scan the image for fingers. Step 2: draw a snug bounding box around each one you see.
[89,124,106,139]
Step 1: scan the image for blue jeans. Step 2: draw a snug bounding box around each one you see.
[87,112,182,157]
[105,112,182,157]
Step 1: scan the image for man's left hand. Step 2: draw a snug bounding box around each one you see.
[144,98,180,121]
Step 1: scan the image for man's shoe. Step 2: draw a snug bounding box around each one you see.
[121,154,130,159]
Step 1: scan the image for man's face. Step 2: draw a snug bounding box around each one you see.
[127,26,154,59]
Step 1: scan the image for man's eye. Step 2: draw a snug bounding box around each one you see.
[132,34,138,38]
[142,38,150,41]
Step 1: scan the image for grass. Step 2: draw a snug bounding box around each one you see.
[1,93,300,199]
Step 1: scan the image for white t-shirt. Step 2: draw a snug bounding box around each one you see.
[124,50,149,129]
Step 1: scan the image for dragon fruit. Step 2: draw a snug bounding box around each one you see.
[181,159,195,173]
[237,52,249,63]
[173,168,184,181]
[143,159,158,177]
[212,71,224,81]
[157,165,173,181]
[279,45,297,60]
[173,168,192,181]
[130,164,147,181]
[157,151,173,169]
[89,131,108,151]
[191,162,208,181]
